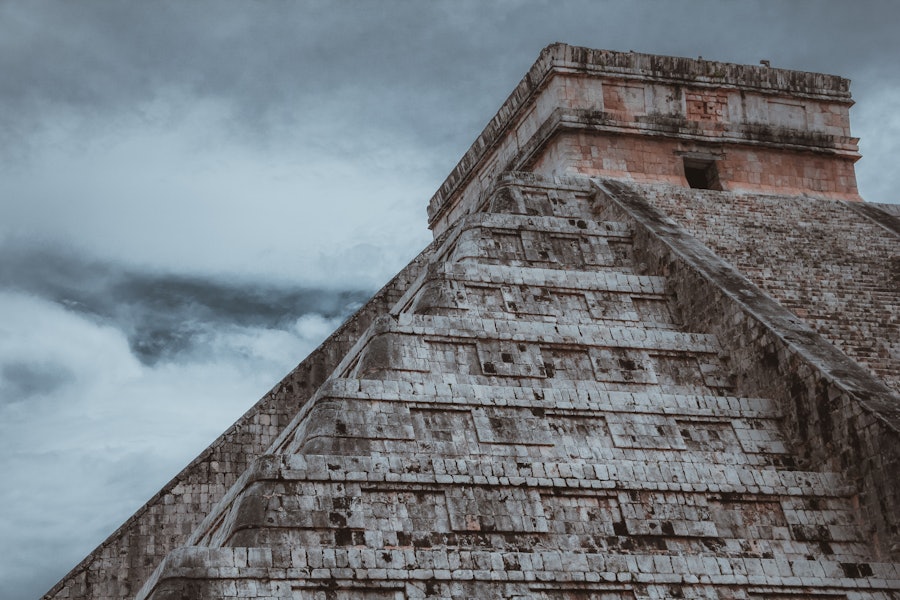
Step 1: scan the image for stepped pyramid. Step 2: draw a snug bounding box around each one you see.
[46,44,900,600]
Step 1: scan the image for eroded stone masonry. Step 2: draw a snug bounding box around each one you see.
[46,44,899,600]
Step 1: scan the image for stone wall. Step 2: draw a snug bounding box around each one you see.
[531,132,860,200]
[130,173,900,599]
[594,178,900,559]
[622,183,899,393]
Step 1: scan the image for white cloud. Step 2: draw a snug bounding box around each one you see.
[293,313,343,344]
[0,95,435,289]
[0,291,347,597]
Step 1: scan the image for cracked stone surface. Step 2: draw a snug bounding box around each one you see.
[134,176,900,600]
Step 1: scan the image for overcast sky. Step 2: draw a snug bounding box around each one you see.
[2,2,899,598]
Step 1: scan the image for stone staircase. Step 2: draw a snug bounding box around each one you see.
[137,176,899,599]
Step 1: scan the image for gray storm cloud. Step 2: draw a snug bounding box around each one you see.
[0,265,362,597]
[2,1,899,599]
[0,244,371,364]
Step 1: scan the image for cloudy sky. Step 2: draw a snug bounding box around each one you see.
[1,1,898,598]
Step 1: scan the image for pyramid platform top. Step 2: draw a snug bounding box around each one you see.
[542,43,851,98]
[427,43,859,233]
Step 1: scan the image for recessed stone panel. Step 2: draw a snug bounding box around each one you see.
[677,419,743,453]
[548,413,613,457]
[650,353,707,388]
[472,406,553,446]
[410,408,478,455]
[364,489,451,536]
[619,491,718,537]
[593,348,655,384]
[632,297,675,325]
[446,487,548,533]
[603,82,647,115]
[731,419,790,455]
[425,340,481,376]
[586,291,639,321]
[709,498,789,541]
[541,493,622,537]
[487,231,527,263]
[542,346,595,380]
[768,99,808,129]
[477,340,547,378]
[607,414,686,450]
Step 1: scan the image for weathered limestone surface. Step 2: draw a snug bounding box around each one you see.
[135,175,900,599]
[531,133,860,199]
[46,44,900,600]
[594,177,900,562]
[616,183,900,393]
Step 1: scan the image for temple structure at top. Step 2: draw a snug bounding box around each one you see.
[428,44,861,236]
[46,44,898,600]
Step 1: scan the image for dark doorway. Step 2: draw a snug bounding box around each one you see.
[683,158,722,190]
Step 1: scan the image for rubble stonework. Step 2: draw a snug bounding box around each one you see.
[621,183,900,393]
[45,44,899,600]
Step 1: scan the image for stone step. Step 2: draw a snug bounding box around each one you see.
[485,173,598,220]
[185,455,869,569]
[447,213,634,270]
[223,521,871,567]
[291,439,799,473]
[339,373,736,398]
[462,212,632,238]
[310,378,779,418]
[269,454,852,497]
[141,546,900,597]
[390,314,716,351]
[340,315,729,390]
[207,454,853,504]
[437,262,667,294]
[403,263,676,326]
[274,379,790,464]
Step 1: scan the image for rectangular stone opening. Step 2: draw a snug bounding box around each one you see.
[683,157,722,190]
